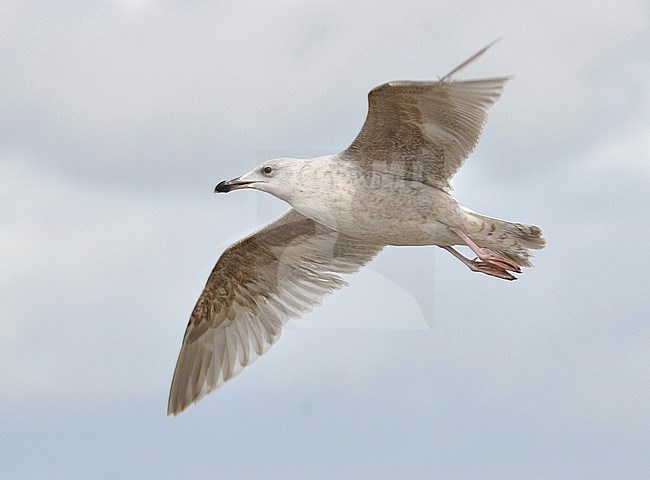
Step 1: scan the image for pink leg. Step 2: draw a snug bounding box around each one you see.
[440,246,517,281]
[449,226,522,273]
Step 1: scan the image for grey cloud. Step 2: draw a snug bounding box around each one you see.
[3,0,647,190]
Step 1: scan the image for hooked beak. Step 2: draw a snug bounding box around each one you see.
[214,177,257,193]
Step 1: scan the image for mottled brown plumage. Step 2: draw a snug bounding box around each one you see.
[168,210,381,415]
[168,41,545,415]
[344,77,510,190]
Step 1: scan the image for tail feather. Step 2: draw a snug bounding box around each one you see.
[466,211,546,268]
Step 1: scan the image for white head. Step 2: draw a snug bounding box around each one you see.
[215,157,313,204]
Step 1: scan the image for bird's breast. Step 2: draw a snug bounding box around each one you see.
[289,170,461,246]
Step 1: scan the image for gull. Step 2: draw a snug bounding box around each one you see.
[168,42,545,415]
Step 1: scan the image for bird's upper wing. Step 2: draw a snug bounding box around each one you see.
[168,209,383,415]
[341,45,509,191]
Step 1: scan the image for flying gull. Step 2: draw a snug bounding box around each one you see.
[168,42,545,415]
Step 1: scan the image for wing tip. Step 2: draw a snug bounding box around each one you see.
[442,38,503,81]
[167,379,214,416]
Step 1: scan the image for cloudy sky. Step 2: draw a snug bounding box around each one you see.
[2,1,649,479]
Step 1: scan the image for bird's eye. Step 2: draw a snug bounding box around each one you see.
[262,166,273,175]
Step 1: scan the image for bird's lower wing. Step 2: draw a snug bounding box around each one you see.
[168,209,383,415]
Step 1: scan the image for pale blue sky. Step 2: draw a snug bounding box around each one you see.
[2,1,650,479]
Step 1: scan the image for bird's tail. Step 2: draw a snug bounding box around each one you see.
[465,210,546,268]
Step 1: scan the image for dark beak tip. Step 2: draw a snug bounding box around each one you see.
[214,180,230,193]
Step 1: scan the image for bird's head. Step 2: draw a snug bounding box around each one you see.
[215,157,315,204]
